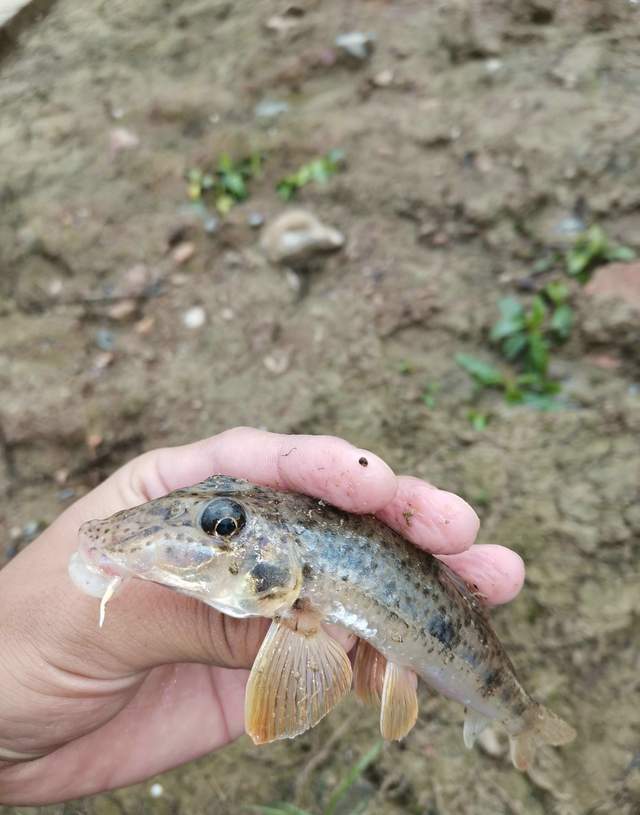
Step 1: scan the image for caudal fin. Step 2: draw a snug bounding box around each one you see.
[508,704,576,770]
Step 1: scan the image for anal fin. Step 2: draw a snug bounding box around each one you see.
[245,612,352,745]
[463,708,491,749]
[353,639,387,708]
[380,661,419,741]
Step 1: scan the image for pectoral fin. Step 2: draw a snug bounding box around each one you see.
[380,661,419,741]
[353,639,387,707]
[245,613,353,745]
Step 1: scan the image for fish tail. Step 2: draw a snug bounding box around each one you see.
[508,703,576,770]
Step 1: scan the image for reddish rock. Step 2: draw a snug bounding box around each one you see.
[585,261,640,312]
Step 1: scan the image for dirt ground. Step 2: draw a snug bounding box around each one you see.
[1,1,640,813]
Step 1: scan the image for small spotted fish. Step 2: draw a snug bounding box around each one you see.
[69,476,575,768]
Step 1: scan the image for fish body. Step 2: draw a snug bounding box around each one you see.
[72,475,575,767]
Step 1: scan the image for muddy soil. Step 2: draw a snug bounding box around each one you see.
[1,1,639,813]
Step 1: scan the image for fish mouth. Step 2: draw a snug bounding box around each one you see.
[77,520,130,578]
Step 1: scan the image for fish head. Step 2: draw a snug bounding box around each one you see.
[77,476,304,618]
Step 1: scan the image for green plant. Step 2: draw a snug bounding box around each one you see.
[187,152,264,214]
[456,281,574,410]
[249,741,382,815]
[422,382,439,409]
[276,149,346,201]
[467,409,489,431]
[565,224,634,283]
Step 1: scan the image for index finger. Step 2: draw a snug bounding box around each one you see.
[130,426,398,514]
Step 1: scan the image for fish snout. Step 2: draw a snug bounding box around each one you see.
[77,519,129,577]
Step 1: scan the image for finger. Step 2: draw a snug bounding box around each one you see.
[438,544,525,605]
[375,475,480,555]
[130,427,398,514]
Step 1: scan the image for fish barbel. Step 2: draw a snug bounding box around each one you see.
[69,475,575,768]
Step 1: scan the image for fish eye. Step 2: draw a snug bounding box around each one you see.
[200,499,246,539]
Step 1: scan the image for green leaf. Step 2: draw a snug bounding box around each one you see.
[607,245,636,262]
[550,304,573,340]
[467,410,489,431]
[248,806,312,815]
[566,247,591,277]
[215,194,234,215]
[526,333,549,374]
[223,171,247,199]
[276,181,295,200]
[516,373,560,394]
[532,254,559,275]
[520,391,560,411]
[455,354,505,387]
[544,280,569,306]
[502,333,527,360]
[324,741,383,815]
[218,153,233,173]
[497,297,524,320]
[326,148,346,166]
[526,296,547,330]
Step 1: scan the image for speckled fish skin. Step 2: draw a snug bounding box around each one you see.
[78,475,531,731]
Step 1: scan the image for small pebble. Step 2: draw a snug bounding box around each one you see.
[255,99,289,120]
[204,216,219,234]
[95,328,115,351]
[94,351,115,370]
[263,350,291,375]
[149,782,164,798]
[220,307,235,321]
[261,210,345,265]
[86,433,103,451]
[120,263,152,298]
[23,520,43,540]
[134,316,155,335]
[335,31,376,62]
[485,58,503,74]
[107,299,137,321]
[57,488,76,502]
[265,15,299,35]
[183,306,206,329]
[48,279,63,297]
[172,242,196,265]
[109,127,140,155]
[372,69,394,87]
[247,212,265,228]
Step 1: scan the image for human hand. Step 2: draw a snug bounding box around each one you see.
[0,427,524,804]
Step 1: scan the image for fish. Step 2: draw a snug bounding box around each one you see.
[69,475,575,769]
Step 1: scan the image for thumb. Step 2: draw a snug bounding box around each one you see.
[1,474,271,681]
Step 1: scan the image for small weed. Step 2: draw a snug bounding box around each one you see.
[565,224,634,283]
[457,281,573,410]
[276,149,346,201]
[249,741,382,815]
[187,152,264,214]
[422,382,439,409]
[467,409,489,431]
